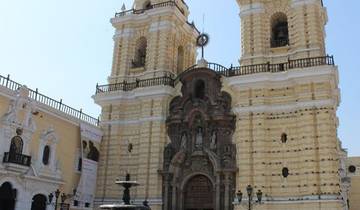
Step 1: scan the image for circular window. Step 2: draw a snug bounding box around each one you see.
[282,167,289,178]
[349,165,356,173]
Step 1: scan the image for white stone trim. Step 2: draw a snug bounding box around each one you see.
[239,3,264,17]
[233,99,336,115]
[111,5,197,37]
[113,28,135,39]
[101,116,166,126]
[94,197,163,205]
[93,86,176,106]
[241,47,322,61]
[224,65,338,89]
[234,198,342,206]
[149,20,176,32]
[0,85,98,128]
[36,127,62,179]
[291,0,318,8]
[108,70,175,82]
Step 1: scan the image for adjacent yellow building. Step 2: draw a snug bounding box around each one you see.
[0,75,101,210]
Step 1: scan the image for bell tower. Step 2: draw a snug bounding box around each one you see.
[236,0,327,65]
[108,0,198,84]
[94,1,199,209]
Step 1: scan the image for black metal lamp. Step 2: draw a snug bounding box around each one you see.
[246,185,253,210]
[61,193,67,203]
[237,185,264,210]
[236,190,243,203]
[54,189,61,210]
[256,190,263,203]
[55,189,60,199]
[246,185,253,198]
[48,193,54,204]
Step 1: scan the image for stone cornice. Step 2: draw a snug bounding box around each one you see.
[93,85,176,106]
[224,65,339,90]
[239,3,264,17]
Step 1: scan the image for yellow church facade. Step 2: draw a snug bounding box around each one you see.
[0,0,360,210]
[93,0,360,210]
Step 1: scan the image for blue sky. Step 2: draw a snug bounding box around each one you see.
[0,0,359,156]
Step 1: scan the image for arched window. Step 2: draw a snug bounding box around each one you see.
[42,145,50,165]
[177,46,184,74]
[132,37,147,68]
[194,80,205,99]
[143,1,152,9]
[31,194,47,210]
[9,136,23,155]
[281,133,287,143]
[271,13,289,48]
[0,182,16,209]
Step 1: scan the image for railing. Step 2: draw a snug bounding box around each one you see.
[96,75,174,94]
[131,59,146,69]
[271,38,289,48]
[115,1,185,17]
[223,55,335,76]
[95,56,335,94]
[0,74,99,126]
[3,152,31,167]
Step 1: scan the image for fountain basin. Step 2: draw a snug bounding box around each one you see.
[100,204,150,210]
[115,181,140,186]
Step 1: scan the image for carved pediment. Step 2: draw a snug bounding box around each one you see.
[165,68,236,171]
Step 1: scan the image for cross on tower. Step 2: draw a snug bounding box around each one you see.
[196,33,209,59]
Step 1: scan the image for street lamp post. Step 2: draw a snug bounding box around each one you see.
[236,185,263,210]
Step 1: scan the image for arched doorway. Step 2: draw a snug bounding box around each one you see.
[184,175,214,210]
[0,182,16,210]
[31,194,47,210]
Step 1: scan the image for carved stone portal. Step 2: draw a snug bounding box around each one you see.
[161,68,237,210]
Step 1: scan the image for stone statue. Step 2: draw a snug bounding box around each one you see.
[23,104,37,131]
[210,130,217,150]
[195,127,203,149]
[2,99,17,123]
[180,133,187,151]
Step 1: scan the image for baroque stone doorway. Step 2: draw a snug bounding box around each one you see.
[184,175,214,210]
[161,68,237,210]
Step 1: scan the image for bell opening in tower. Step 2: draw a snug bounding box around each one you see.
[271,12,289,48]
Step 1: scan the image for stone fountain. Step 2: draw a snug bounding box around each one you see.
[99,173,150,210]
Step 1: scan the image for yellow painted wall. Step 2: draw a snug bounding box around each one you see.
[347,157,360,210]
[0,85,100,208]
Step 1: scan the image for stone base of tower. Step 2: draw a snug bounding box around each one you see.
[234,200,344,210]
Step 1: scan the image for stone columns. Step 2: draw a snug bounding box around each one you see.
[172,181,177,210]
[216,174,221,210]
[224,173,231,210]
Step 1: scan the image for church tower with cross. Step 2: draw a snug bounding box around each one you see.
[94,0,348,210]
[107,0,198,85]
[94,1,199,209]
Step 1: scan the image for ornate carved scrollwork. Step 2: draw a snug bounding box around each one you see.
[161,68,237,210]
